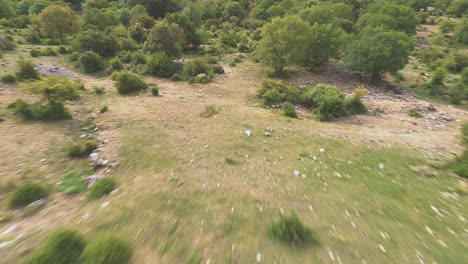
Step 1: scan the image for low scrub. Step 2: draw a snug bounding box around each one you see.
[257,79,301,106]
[23,229,86,264]
[9,183,48,208]
[88,178,117,199]
[82,235,131,264]
[282,102,297,118]
[182,59,214,83]
[345,87,368,115]
[109,57,123,72]
[16,58,40,80]
[200,105,220,118]
[303,84,347,121]
[270,211,312,245]
[149,84,159,96]
[8,99,72,121]
[66,139,99,158]
[80,51,105,73]
[408,108,422,118]
[0,73,16,83]
[112,71,147,95]
[146,52,176,78]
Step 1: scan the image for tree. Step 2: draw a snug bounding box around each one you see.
[254,16,310,75]
[448,0,468,17]
[38,4,80,42]
[356,1,417,34]
[299,2,354,32]
[165,13,201,49]
[82,8,119,30]
[145,20,185,58]
[344,27,414,82]
[222,1,245,21]
[303,23,346,68]
[127,0,180,18]
[0,0,14,18]
[73,28,120,57]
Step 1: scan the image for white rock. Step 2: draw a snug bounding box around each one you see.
[378,163,385,170]
[319,148,326,153]
[293,170,300,176]
[245,130,252,136]
[256,253,263,262]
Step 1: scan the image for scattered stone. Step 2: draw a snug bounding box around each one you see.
[1,225,16,235]
[427,105,437,112]
[256,253,263,263]
[24,199,46,214]
[264,132,271,137]
[378,163,385,170]
[319,148,326,153]
[245,130,252,136]
[86,175,101,186]
[333,172,342,178]
[378,244,386,253]
[438,113,453,122]
[100,201,110,208]
[293,170,300,176]
[425,226,434,236]
[410,165,438,177]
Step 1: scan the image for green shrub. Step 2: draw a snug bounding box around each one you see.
[113,71,147,95]
[7,99,33,119]
[83,235,131,264]
[131,50,146,65]
[257,79,301,106]
[171,73,182,81]
[109,57,123,72]
[57,46,69,54]
[270,211,312,245]
[92,86,105,95]
[66,139,99,158]
[8,100,72,121]
[345,87,368,115]
[146,52,176,77]
[23,229,86,264]
[80,51,105,73]
[452,152,468,178]
[29,49,41,57]
[200,105,220,118]
[444,51,468,72]
[69,52,80,62]
[408,108,422,118]
[194,73,211,84]
[212,65,225,74]
[99,105,108,113]
[150,84,159,96]
[44,48,58,56]
[462,122,468,145]
[16,58,40,80]
[183,59,213,82]
[304,84,347,121]
[282,102,297,118]
[0,73,16,83]
[9,183,48,208]
[57,168,92,194]
[88,178,117,199]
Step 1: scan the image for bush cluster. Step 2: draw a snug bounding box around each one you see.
[9,183,48,208]
[23,229,86,264]
[270,211,312,245]
[88,178,117,199]
[257,79,301,106]
[282,102,297,118]
[113,71,147,94]
[66,139,99,158]
[182,59,214,83]
[8,99,72,121]
[146,52,176,77]
[16,58,40,80]
[80,51,105,73]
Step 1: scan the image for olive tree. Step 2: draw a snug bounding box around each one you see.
[254,16,310,75]
[38,4,80,42]
[344,27,414,82]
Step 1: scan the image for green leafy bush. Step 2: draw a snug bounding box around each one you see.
[29,49,41,57]
[92,86,105,95]
[270,211,312,245]
[23,229,86,264]
[66,139,99,158]
[16,58,40,80]
[146,52,176,77]
[304,84,347,121]
[8,99,72,121]
[80,51,105,73]
[9,183,48,208]
[257,79,301,106]
[408,108,422,118]
[57,169,91,194]
[109,57,123,72]
[345,87,368,115]
[0,73,16,83]
[88,178,117,199]
[150,84,159,96]
[182,59,213,83]
[113,71,147,95]
[83,235,131,264]
[282,102,297,118]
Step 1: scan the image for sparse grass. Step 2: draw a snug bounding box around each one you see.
[82,235,131,264]
[408,108,422,118]
[225,157,241,165]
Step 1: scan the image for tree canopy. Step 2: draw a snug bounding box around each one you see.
[37,4,80,42]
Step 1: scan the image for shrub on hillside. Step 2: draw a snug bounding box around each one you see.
[270,211,312,245]
[149,84,159,96]
[257,79,301,106]
[73,29,120,57]
[82,235,131,264]
[112,71,147,95]
[16,58,40,80]
[146,52,176,77]
[0,73,16,83]
[8,99,72,121]
[0,36,15,51]
[66,139,99,158]
[109,57,123,72]
[303,84,347,121]
[80,51,105,73]
[282,102,297,118]
[9,183,48,208]
[23,229,86,264]
[88,178,117,199]
[345,87,368,115]
[182,59,214,83]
